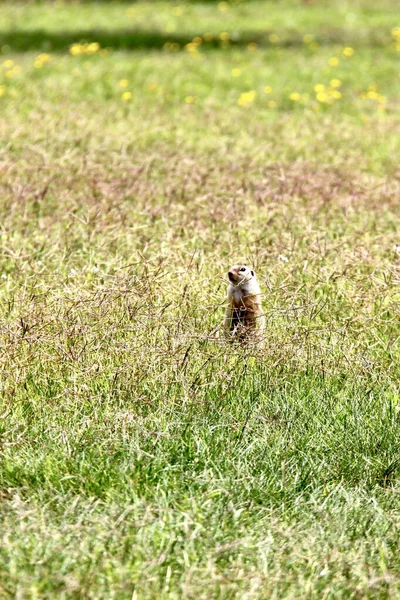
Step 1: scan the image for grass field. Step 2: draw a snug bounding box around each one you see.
[1,0,400,597]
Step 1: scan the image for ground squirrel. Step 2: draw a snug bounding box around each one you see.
[224,264,265,340]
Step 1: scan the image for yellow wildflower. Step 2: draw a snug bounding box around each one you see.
[119,79,129,88]
[219,32,229,41]
[122,92,132,101]
[343,47,354,57]
[185,95,196,103]
[232,68,241,77]
[185,43,199,54]
[289,92,301,101]
[238,90,256,106]
[314,84,325,93]
[268,100,277,108]
[3,59,14,69]
[247,42,257,51]
[69,43,83,56]
[331,90,342,99]
[37,53,51,63]
[87,42,100,54]
[328,57,340,66]
[316,92,328,103]
[264,85,272,94]
[330,79,341,88]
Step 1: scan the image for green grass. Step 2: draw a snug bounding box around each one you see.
[1,0,400,597]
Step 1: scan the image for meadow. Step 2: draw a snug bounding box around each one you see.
[1,0,400,597]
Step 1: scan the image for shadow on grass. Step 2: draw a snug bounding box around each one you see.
[0,28,389,53]
[23,0,300,2]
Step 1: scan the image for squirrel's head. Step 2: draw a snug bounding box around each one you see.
[228,265,255,285]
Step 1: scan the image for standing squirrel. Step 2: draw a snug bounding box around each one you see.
[224,264,265,340]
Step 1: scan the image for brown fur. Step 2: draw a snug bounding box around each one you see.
[224,265,265,340]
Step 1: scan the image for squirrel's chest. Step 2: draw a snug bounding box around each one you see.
[231,289,247,307]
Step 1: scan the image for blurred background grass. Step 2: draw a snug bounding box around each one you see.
[1,1,400,598]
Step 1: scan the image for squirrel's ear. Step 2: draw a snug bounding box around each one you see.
[251,269,255,277]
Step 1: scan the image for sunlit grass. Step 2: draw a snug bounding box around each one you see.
[1,1,400,598]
